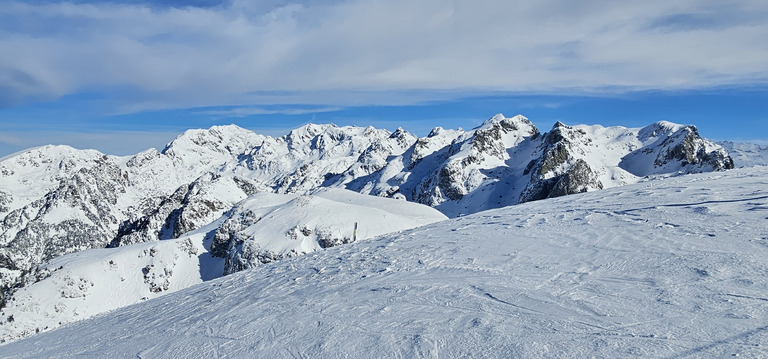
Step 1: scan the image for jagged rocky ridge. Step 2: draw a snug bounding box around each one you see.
[0,115,734,306]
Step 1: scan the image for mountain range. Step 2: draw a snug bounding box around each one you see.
[0,114,746,344]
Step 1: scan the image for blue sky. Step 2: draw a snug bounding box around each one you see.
[1,0,767,156]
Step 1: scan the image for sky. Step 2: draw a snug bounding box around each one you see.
[1,0,767,156]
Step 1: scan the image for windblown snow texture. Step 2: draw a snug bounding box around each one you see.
[2,167,767,357]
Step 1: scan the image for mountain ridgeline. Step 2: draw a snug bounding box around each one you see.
[0,115,734,305]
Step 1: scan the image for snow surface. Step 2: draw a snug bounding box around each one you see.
[718,141,768,168]
[2,167,767,358]
[0,188,446,343]
[223,188,448,259]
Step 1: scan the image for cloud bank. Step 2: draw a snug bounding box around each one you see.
[1,0,767,111]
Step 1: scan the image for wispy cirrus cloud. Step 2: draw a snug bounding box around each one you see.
[198,105,342,118]
[1,0,767,113]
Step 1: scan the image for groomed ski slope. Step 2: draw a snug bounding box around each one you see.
[3,167,768,358]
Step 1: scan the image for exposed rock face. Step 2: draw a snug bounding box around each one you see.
[382,114,542,209]
[0,158,129,298]
[110,173,262,248]
[0,191,10,214]
[210,207,261,259]
[656,126,733,170]
[519,123,604,203]
[620,122,734,176]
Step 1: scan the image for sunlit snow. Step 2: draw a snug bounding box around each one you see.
[2,167,767,357]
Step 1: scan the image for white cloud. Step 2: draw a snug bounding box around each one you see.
[197,105,342,117]
[1,0,767,111]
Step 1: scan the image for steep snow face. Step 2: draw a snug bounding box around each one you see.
[2,167,766,357]
[718,141,768,167]
[0,188,445,343]
[160,124,267,177]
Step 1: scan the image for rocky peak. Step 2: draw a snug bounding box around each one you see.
[0,145,107,209]
[389,127,410,141]
[427,127,446,138]
[519,122,602,203]
[285,124,336,149]
[657,125,733,171]
[479,114,538,135]
[545,122,571,144]
[622,122,734,176]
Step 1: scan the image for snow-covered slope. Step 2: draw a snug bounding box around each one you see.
[1,167,766,357]
[718,141,768,167]
[0,188,446,343]
[213,188,448,275]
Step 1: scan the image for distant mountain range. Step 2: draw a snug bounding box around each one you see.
[717,141,768,168]
[0,114,753,343]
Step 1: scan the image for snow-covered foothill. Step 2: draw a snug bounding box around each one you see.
[0,188,445,343]
[211,188,448,274]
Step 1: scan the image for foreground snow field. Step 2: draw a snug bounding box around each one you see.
[2,167,768,358]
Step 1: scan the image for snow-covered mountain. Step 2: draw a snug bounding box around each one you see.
[337,116,733,215]
[718,141,768,167]
[0,115,734,342]
[0,188,446,342]
[2,166,766,357]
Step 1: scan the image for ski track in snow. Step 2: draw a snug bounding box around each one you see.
[2,168,768,358]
